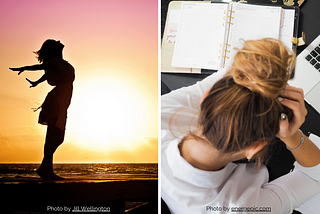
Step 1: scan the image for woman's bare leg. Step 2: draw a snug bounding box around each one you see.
[37,125,65,180]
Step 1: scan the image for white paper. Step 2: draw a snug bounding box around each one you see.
[171,3,228,70]
[171,3,294,70]
[225,3,282,67]
[296,193,320,214]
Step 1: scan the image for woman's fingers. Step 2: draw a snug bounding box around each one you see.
[276,85,308,140]
[280,97,303,114]
[9,67,24,75]
[276,113,290,138]
[280,85,307,116]
[281,85,303,102]
[280,96,306,126]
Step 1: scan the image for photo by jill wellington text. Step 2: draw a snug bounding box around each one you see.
[206,206,272,212]
[47,206,110,213]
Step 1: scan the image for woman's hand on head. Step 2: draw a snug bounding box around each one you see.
[9,67,24,75]
[276,85,307,140]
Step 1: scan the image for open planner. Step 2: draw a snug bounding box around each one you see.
[164,2,299,73]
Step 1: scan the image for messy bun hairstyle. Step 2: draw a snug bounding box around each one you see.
[194,38,295,168]
[231,38,295,98]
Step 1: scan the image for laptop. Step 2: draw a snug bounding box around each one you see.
[288,35,320,114]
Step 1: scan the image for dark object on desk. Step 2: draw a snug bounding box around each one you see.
[161,80,171,95]
[232,0,304,7]
[161,73,211,92]
[161,198,171,214]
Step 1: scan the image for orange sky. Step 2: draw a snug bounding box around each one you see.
[0,0,158,163]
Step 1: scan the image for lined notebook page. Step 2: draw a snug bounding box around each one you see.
[171,3,228,70]
[296,193,320,214]
[225,3,282,67]
[295,134,320,214]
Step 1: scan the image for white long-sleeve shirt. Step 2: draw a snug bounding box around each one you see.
[161,68,320,214]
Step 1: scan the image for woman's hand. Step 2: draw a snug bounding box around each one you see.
[9,67,25,75]
[276,85,307,143]
[26,78,39,88]
[277,86,320,167]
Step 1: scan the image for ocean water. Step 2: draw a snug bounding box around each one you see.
[0,163,158,179]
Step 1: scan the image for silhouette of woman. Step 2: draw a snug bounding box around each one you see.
[10,39,75,180]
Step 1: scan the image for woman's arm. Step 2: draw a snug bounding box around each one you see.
[242,85,320,214]
[251,85,320,213]
[10,64,45,75]
[26,74,47,88]
[278,85,320,168]
[283,130,320,167]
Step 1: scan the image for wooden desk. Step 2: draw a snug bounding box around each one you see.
[161,0,320,136]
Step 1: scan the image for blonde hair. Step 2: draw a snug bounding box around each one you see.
[230,38,295,98]
[187,38,295,169]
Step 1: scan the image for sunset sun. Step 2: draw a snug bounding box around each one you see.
[67,76,151,150]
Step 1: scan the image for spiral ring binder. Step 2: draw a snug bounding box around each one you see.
[224,10,235,14]
[169,2,297,71]
[220,8,235,66]
[219,49,230,53]
[218,55,230,59]
[223,16,234,20]
[220,43,231,47]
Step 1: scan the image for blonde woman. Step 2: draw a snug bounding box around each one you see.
[161,38,320,213]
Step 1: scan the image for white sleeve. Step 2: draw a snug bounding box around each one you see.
[261,169,320,214]
[261,134,320,214]
[161,68,228,132]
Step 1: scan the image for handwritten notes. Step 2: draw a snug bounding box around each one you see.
[165,10,180,43]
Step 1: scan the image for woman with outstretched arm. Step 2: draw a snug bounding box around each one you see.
[10,39,75,180]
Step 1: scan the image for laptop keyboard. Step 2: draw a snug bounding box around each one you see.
[305,44,320,70]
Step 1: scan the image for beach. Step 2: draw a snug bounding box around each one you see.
[0,163,158,213]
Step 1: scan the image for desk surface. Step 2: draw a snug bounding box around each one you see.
[161,0,320,136]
